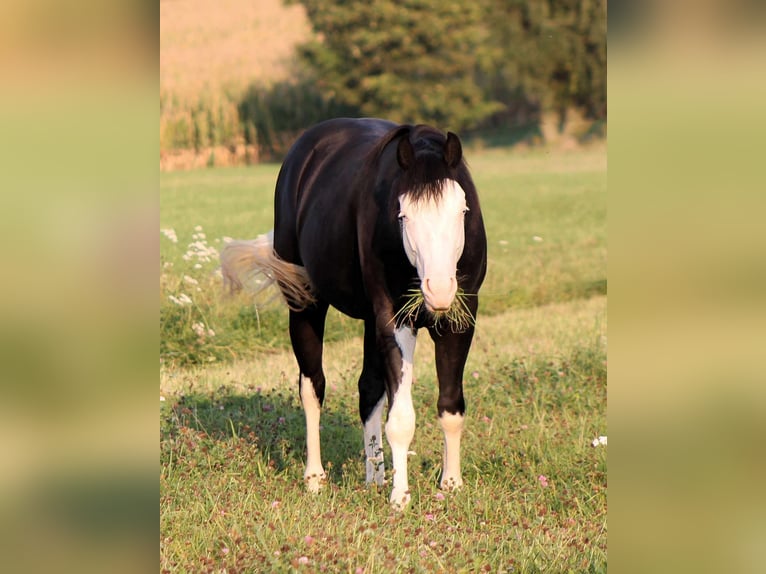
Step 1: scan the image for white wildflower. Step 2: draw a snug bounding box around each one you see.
[194,225,203,231]
[160,228,178,243]
[222,236,233,244]
[499,240,509,246]
[533,235,543,242]
[169,293,193,306]
[192,321,215,339]
[183,275,199,286]
[591,436,607,447]
[183,238,218,265]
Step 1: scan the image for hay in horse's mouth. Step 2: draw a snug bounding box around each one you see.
[393,288,475,332]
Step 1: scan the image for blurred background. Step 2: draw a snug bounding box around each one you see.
[610,2,766,572]
[0,0,765,572]
[159,0,606,168]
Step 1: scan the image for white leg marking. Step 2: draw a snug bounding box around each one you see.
[363,396,386,485]
[300,374,326,492]
[386,327,417,509]
[439,412,464,491]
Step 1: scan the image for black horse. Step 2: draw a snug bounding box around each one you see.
[221,118,487,508]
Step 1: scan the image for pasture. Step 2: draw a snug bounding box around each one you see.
[160,145,607,572]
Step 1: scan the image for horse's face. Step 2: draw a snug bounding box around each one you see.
[398,179,468,312]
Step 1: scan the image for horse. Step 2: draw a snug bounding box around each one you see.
[221,117,487,509]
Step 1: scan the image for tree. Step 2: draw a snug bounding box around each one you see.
[480,0,606,130]
[291,0,502,131]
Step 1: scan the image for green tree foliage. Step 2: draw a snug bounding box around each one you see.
[291,0,502,131]
[238,78,357,159]
[162,1,607,156]
[291,0,606,134]
[481,0,606,128]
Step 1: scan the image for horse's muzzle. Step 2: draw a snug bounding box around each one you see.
[422,276,457,312]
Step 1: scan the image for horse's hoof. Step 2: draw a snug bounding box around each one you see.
[439,476,463,492]
[304,473,327,493]
[389,489,411,510]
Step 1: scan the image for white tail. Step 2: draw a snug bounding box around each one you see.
[220,231,316,310]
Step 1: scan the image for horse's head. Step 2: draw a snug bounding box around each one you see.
[395,130,468,313]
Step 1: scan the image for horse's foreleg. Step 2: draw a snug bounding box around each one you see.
[431,325,475,492]
[439,411,464,491]
[289,304,329,493]
[385,326,417,509]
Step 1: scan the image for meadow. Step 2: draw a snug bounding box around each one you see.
[160,145,607,572]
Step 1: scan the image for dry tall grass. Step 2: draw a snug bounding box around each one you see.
[160,0,310,97]
[160,0,312,163]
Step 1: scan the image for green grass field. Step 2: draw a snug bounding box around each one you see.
[160,145,607,572]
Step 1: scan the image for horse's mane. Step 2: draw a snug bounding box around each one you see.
[366,124,463,205]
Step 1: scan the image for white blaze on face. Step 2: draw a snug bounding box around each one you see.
[399,180,468,312]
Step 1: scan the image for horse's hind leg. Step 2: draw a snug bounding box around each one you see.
[289,302,330,493]
[358,319,387,486]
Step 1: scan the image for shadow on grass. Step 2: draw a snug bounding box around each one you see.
[161,386,363,481]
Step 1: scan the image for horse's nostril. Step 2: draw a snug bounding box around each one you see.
[423,277,457,312]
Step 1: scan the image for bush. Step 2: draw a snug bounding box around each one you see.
[238,79,358,160]
[291,0,501,131]
[160,91,246,153]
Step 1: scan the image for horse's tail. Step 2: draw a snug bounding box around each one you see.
[220,231,316,311]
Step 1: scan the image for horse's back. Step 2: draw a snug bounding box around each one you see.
[273,118,397,317]
[274,118,395,227]
[282,118,395,177]
[293,117,396,150]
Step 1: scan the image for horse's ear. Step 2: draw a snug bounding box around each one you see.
[397,134,415,171]
[444,132,462,168]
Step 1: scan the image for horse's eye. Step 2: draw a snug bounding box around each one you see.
[398,213,407,222]
[463,206,470,214]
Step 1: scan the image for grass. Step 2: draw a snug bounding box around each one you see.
[160,145,606,365]
[160,0,310,98]
[160,298,607,573]
[160,0,315,154]
[160,146,607,572]
[393,288,476,333]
